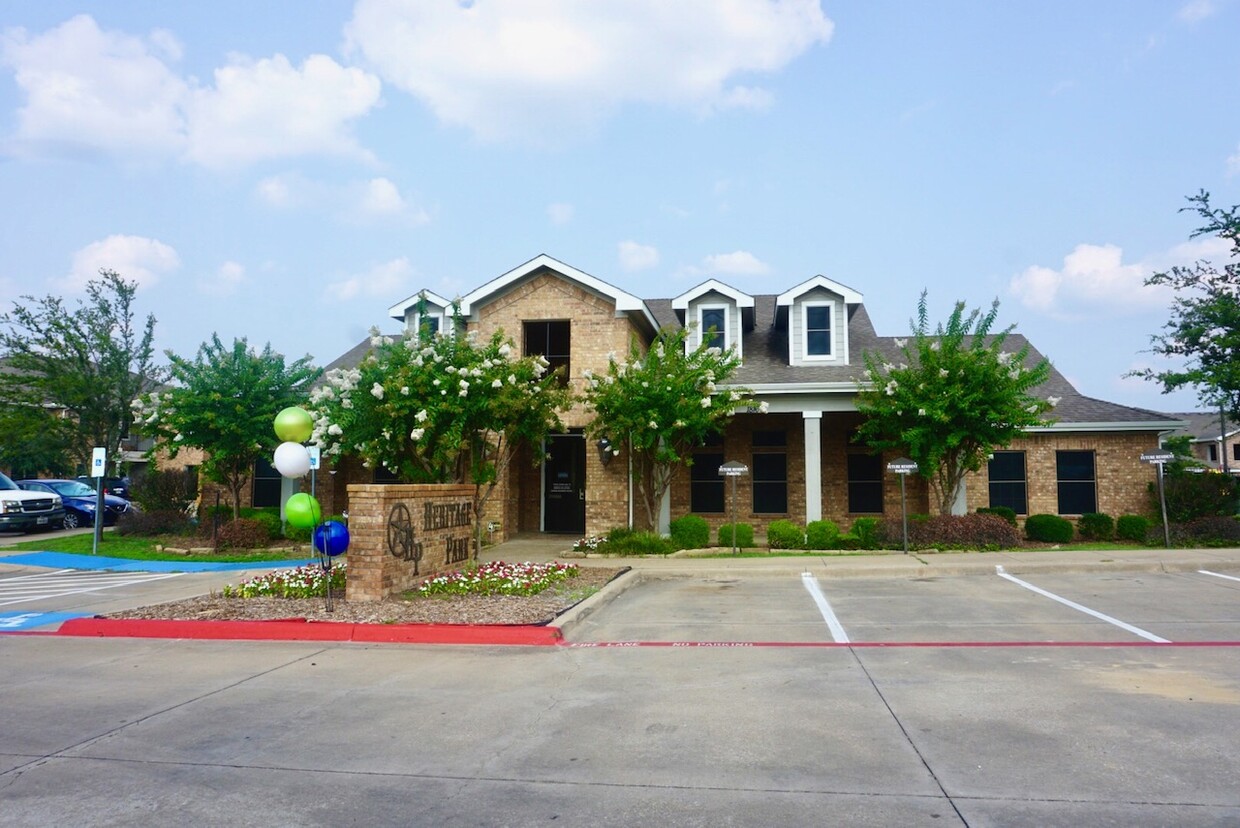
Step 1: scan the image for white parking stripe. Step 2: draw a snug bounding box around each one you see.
[995,565,1170,643]
[0,569,183,607]
[1199,570,1240,584]
[801,572,849,643]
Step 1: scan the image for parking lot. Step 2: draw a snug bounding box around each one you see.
[4,559,1240,826]
[570,567,1240,646]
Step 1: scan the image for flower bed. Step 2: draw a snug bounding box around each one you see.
[417,560,579,597]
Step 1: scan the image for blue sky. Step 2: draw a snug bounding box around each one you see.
[1,1,1237,414]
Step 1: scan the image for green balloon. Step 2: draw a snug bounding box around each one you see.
[274,406,314,442]
[285,493,321,529]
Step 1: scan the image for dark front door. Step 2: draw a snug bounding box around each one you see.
[543,433,586,534]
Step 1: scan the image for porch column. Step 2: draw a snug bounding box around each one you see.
[803,411,822,523]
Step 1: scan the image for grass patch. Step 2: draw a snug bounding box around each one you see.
[1,532,308,563]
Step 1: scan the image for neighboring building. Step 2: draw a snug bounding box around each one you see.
[314,254,1182,539]
[1165,411,1240,472]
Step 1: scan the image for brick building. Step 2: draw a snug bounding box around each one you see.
[311,254,1181,539]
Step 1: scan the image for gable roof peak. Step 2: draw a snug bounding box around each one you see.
[776,274,864,306]
[671,279,755,310]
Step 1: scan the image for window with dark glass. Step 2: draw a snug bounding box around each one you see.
[252,457,281,508]
[1056,450,1096,514]
[691,451,725,513]
[701,307,726,350]
[1208,444,1218,463]
[373,466,401,484]
[524,320,570,386]
[1233,443,1240,462]
[752,452,787,514]
[847,453,884,514]
[988,451,1027,514]
[418,315,440,336]
[806,304,831,356]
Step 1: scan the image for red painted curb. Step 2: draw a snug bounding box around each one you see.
[55,617,563,646]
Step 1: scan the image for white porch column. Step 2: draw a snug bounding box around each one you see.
[803,411,822,523]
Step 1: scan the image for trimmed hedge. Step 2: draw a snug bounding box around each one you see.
[805,519,840,550]
[1077,512,1114,541]
[718,523,755,548]
[1169,515,1240,547]
[115,509,195,537]
[670,514,710,550]
[766,519,806,549]
[850,517,882,549]
[216,518,272,550]
[603,527,675,555]
[977,506,1017,526]
[1116,514,1152,543]
[879,514,1021,550]
[1025,513,1074,543]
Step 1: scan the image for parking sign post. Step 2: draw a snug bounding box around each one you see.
[886,457,919,555]
[90,447,106,554]
[1140,450,1175,548]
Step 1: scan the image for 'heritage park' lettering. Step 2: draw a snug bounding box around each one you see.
[445,536,471,564]
[423,502,473,531]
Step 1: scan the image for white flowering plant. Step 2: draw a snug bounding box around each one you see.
[856,292,1054,515]
[310,325,572,557]
[581,326,752,530]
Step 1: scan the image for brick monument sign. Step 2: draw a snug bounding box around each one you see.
[344,483,477,601]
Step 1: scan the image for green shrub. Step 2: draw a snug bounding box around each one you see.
[216,518,273,550]
[601,529,675,555]
[1077,512,1114,541]
[130,467,198,514]
[878,514,1021,550]
[115,509,195,537]
[1116,514,1152,543]
[805,519,839,550]
[766,519,805,549]
[1025,513,1074,543]
[1158,469,1239,521]
[850,517,882,549]
[669,514,710,550]
[240,508,283,540]
[977,506,1017,526]
[718,523,755,548]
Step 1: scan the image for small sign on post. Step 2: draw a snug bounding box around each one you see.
[1140,449,1174,548]
[886,457,919,555]
[90,447,106,555]
[718,461,749,555]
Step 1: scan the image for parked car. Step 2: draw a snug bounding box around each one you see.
[0,471,66,533]
[17,479,132,529]
[75,475,131,501]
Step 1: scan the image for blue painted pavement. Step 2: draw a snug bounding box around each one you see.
[1,552,317,573]
[0,610,92,630]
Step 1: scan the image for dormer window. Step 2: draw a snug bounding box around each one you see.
[803,301,833,359]
[699,305,728,350]
[417,314,441,337]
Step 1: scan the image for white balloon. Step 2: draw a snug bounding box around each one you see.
[273,441,312,478]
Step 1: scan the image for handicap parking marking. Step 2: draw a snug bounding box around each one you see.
[995,565,1170,643]
[0,610,91,631]
[800,572,850,643]
[0,568,184,607]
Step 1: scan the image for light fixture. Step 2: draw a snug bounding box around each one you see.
[597,437,613,466]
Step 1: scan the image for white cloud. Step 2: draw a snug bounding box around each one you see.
[1178,0,1216,22]
[344,0,832,142]
[618,241,660,272]
[1,14,188,157]
[1,15,382,168]
[547,203,575,225]
[198,261,246,297]
[702,251,772,276]
[1010,237,1230,318]
[63,235,180,292]
[360,178,406,215]
[326,257,414,302]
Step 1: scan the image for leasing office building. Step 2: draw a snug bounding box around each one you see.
[314,254,1180,539]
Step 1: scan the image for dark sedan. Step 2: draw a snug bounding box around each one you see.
[17,479,133,529]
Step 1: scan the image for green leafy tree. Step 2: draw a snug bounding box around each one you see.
[310,326,572,557]
[582,326,758,531]
[133,335,320,520]
[1130,191,1240,415]
[855,293,1054,515]
[0,399,75,478]
[0,269,161,473]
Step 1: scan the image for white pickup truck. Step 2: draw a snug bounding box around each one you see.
[0,470,65,533]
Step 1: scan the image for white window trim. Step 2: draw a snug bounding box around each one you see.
[800,299,838,363]
[696,303,732,353]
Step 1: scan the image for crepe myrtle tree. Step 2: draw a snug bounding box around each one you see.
[133,335,320,520]
[855,293,1055,516]
[310,326,572,558]
[582,326,762,531]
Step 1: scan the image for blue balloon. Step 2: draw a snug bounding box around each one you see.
[313,520,350,557]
